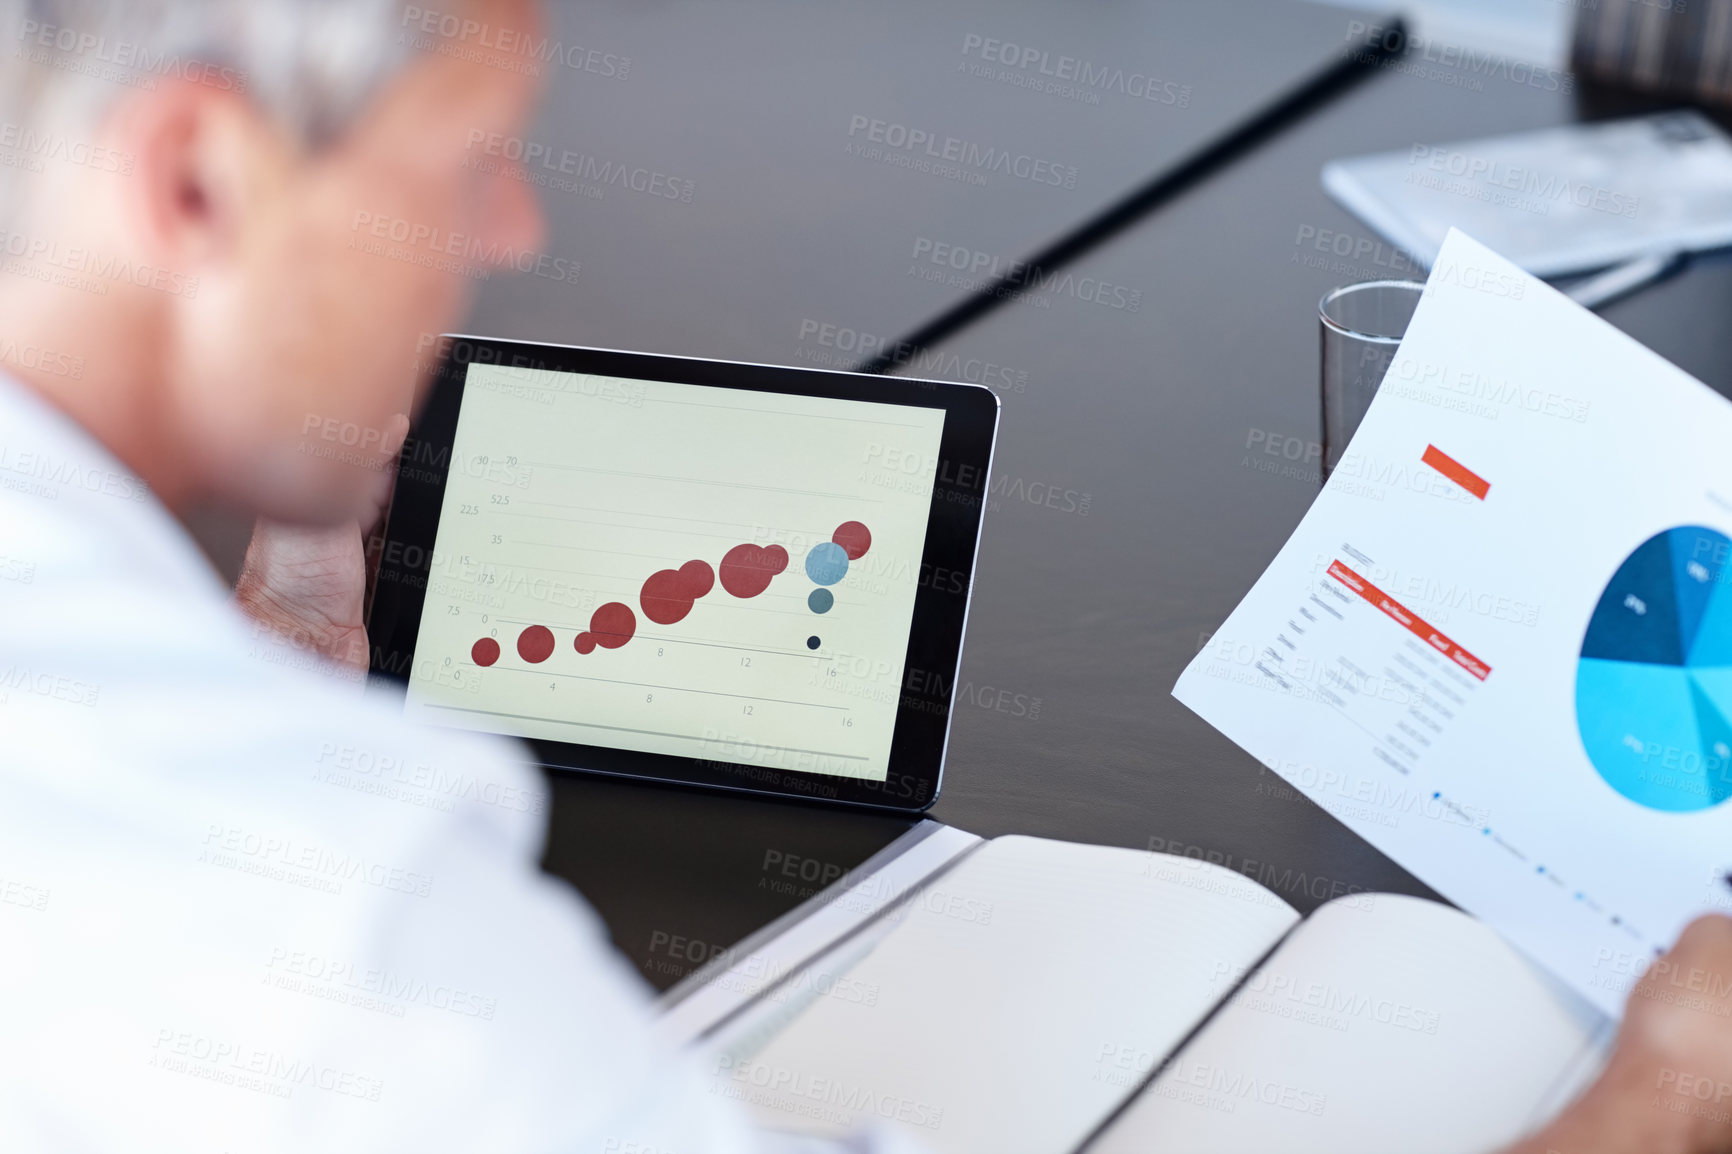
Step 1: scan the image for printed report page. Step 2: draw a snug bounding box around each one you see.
[403,364,947,783]
[1176,230,1732,1018]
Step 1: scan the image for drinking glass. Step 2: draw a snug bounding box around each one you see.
[1320,280,1424,477]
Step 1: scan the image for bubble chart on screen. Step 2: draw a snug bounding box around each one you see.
[805,541,849,586]
[808,588,833,614]
[575,601,636,655]
[640,559,714,625]
[832,521,871,560]
[517,625,555,664]
[719,543,788,598]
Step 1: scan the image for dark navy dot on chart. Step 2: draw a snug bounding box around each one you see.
[808,588,834,614]
[807,636,821,650]
[1612,916,1621,926]
[1722,872,1732,892]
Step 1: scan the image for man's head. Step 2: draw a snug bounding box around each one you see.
[0,0,545,522]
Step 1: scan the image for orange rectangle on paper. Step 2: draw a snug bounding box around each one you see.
[1421,444,1490,500]
[1327,560,1491,681]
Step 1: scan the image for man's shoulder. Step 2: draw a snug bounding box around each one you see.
[1,567,547,857]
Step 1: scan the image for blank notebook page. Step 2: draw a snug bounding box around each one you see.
[709,836,1300,1154]
[1092,894,1608,1154]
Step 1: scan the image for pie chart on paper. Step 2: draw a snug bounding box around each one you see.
[1576,526,1732,812]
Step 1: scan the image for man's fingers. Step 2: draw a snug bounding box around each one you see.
[1662,915,1732,968]
[1666,915,1732,979]
[359,413,409,617]
[361,413,411,533]
[382,412,410,457]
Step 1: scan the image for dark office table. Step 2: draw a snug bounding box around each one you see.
[467,6,1732,991]
[468,0,1372,366]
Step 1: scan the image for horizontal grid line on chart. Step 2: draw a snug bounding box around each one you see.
[473,569,835,610]
[518,461,889,501]
[510,507,843,545]
[513,502,838,540]
[499,528,755,560]
[490,541,899,573]
[495,520,873,570]
[462,565,872,607]
[485,547,859,601]
[510,500,770,528]
[428,704,865,757]
[498,545,886,589]
[486,547,713,568]
[492,620,827,659]
[462,663,849,709]
[506,532,812,565]
[506,514,761,543]
[628,395,934,429]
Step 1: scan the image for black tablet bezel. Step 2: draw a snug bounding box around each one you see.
[367,336,999,812]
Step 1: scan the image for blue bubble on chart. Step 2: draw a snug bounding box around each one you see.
[805,541,849,586]
[807,635,821,650]
[808,588,834,614]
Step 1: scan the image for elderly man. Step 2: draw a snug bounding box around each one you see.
[0,1,1728,1152]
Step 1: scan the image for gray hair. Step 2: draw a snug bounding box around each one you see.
[1,0,420,218]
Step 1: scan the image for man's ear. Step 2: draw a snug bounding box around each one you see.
[108,79,281,266]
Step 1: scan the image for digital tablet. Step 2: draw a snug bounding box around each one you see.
[367,337,999,812]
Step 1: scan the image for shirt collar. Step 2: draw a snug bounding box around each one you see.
[0,370,228,599]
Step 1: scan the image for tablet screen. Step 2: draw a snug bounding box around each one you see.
[401,361,948,784]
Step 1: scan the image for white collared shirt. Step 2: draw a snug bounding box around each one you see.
[0,376,911,1154]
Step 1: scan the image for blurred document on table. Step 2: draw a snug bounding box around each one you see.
[1176,228,1732,1019]
[1323,111,1732,276]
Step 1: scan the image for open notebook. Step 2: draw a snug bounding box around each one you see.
[658,826,1611,1154]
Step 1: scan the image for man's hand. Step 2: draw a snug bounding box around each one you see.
[1505,915,1732,1154]
[233,415,409,677]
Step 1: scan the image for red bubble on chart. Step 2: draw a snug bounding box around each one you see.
[517,625,555,664]
[719,543,788,598]
[471,637,500,667]
[640,559,716,625]
[580,601,636,650]
[832,521,871,560]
